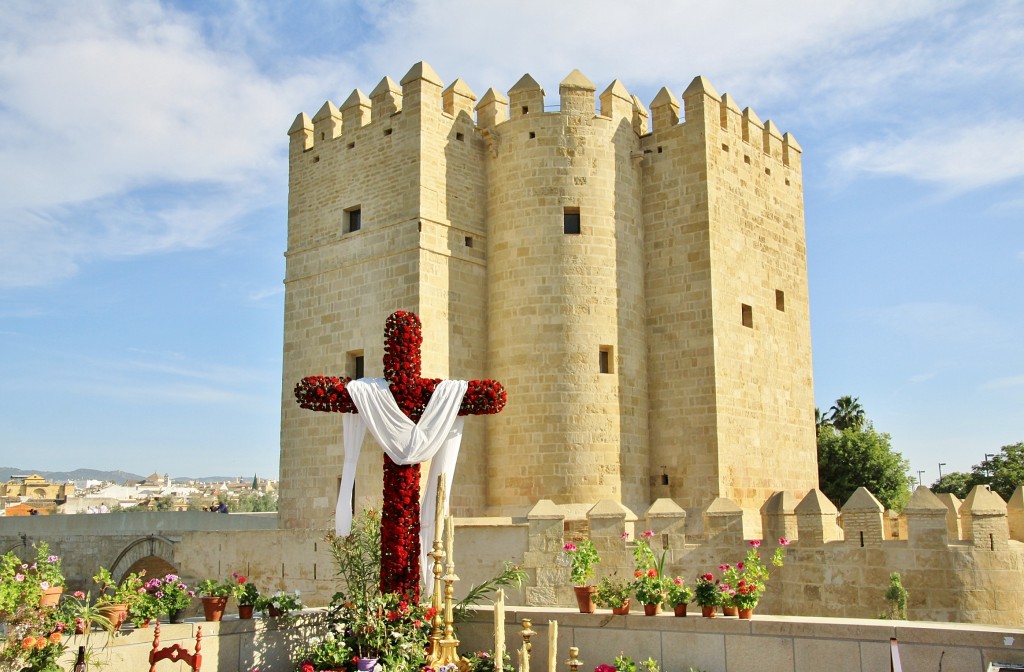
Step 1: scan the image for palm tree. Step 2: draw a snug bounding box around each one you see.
[828,395,865,431]
[814,407,831,436]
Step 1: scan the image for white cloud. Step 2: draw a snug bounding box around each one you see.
[834,120,1024,190]
[982,375,1024,390]
[0,0,325,287]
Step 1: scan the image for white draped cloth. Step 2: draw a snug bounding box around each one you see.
[336,378,468,591]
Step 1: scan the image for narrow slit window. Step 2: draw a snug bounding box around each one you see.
[383,128,393,136]
[743,154,751,165]
[599,346,614,374]
[775,290,785,312]
[741,303,753,328]
[522,106,529,115]
[346,207,361,233]
[456,132,464,142]
[528,131,536,139]
[348,351,365,379]
[563,207,581,235]
[347,142,355,149]
[465,236,473,248]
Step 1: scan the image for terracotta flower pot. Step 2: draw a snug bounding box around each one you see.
[643,603,662,616]
[738,607,754,619]
[573,586,597,614]
[723,606,739,617]
[201,596,227,622]
[673,604,688,617]
[701,605,717,618]
[611,599,630,615]
[238,604,254,619]
[97,603,129,630]
[39,586,63,607]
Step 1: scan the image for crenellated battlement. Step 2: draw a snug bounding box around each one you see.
[287,62,801,174]
[523,484,1024,624]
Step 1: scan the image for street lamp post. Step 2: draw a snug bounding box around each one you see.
[938,462,946,480]
[917,470,925,487]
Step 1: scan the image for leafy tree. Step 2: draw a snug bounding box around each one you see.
[233,491,278,512]
[971,442,1024,502]
[827,395,866,431]
[930,471,976,500]
[817,424,912,511]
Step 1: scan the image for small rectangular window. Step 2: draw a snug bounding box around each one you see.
[346,207,361,233]
[348,351,364,379]
[522,106,529,115]
[528,131,536,139]
[563,207,581,235]
[775,290,785,312]
[383,128,393,136]
[741,304,753,328]
[456,132,464,142]
[743,154,751,165]
[464,236,473,248]
[599,346,614,374]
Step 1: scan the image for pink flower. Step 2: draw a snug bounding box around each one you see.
[737,562,744,570]
[73,591,85,599]
[673,577,684,586]
[47,555,59,563]
[620,531,630,540]
[749,540,761,548]
[39,581,50,590]
[563,542,578,552]
[779,537,790,546]
[14,573,24,582]
[641,530,655,538]
[719,564,730,571]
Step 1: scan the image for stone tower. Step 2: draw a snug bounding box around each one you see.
[279,62,817,529]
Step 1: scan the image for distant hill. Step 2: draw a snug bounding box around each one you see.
[0,467,146,484]
[0,468,269,484]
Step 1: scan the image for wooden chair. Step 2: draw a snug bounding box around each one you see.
[149,622,202,672]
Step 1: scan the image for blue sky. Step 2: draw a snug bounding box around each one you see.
[1,0,1021,484]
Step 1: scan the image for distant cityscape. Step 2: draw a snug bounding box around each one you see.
[0,467,278,516]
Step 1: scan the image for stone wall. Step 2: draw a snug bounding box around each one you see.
[51,609,1024,672]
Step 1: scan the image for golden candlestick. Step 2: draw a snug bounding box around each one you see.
[427,475,447,664]
[565,647,582,672]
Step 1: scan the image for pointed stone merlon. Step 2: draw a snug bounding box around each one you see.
[442,78,476,118]
[526,499,565,553]
[370,75,402,121]
[600,79,632,124]
[649,87,680,133]
[782,132,802,169]
[703,497,744,544]
[904,486,950,547]
[587,499,637,556]
[761,491,800,542]
[840,487,884,546]
[400,61,444,112]
[341,89,371,131]
[1007,486,1024,541]
[476,88,509,130]
[630,95,649,135]
[508,73,544,121]
[794,489,840,545]
[312,101,342,146]
[644,498,686,550]
[935,492,963,541]
[762,119,784,161]
[681,75,721,132]
[288,112,313,153]
[741,106,762,145]
[719,93,742,134]
[560,69,596,117]
[961,485,1009,550]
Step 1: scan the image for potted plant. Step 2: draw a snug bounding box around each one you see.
[666,576,693,617]
[693,573,722,618]
[128,589,160,628]
[31,542,66,606]
[732,538,788,619]
[196,578,232,621]
[561,539,600,612]
[257,589,303,618]
[631,530,668,615]
[230,572,260,619]
[294,629,352,672]
[92,567,146,630]
[143,574,195,623]
[718,563,740,615]
[594,574,632,615]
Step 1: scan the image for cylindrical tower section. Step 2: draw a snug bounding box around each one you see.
[486,71,649,514]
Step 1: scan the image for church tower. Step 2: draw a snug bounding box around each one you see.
[279,62,816,528]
